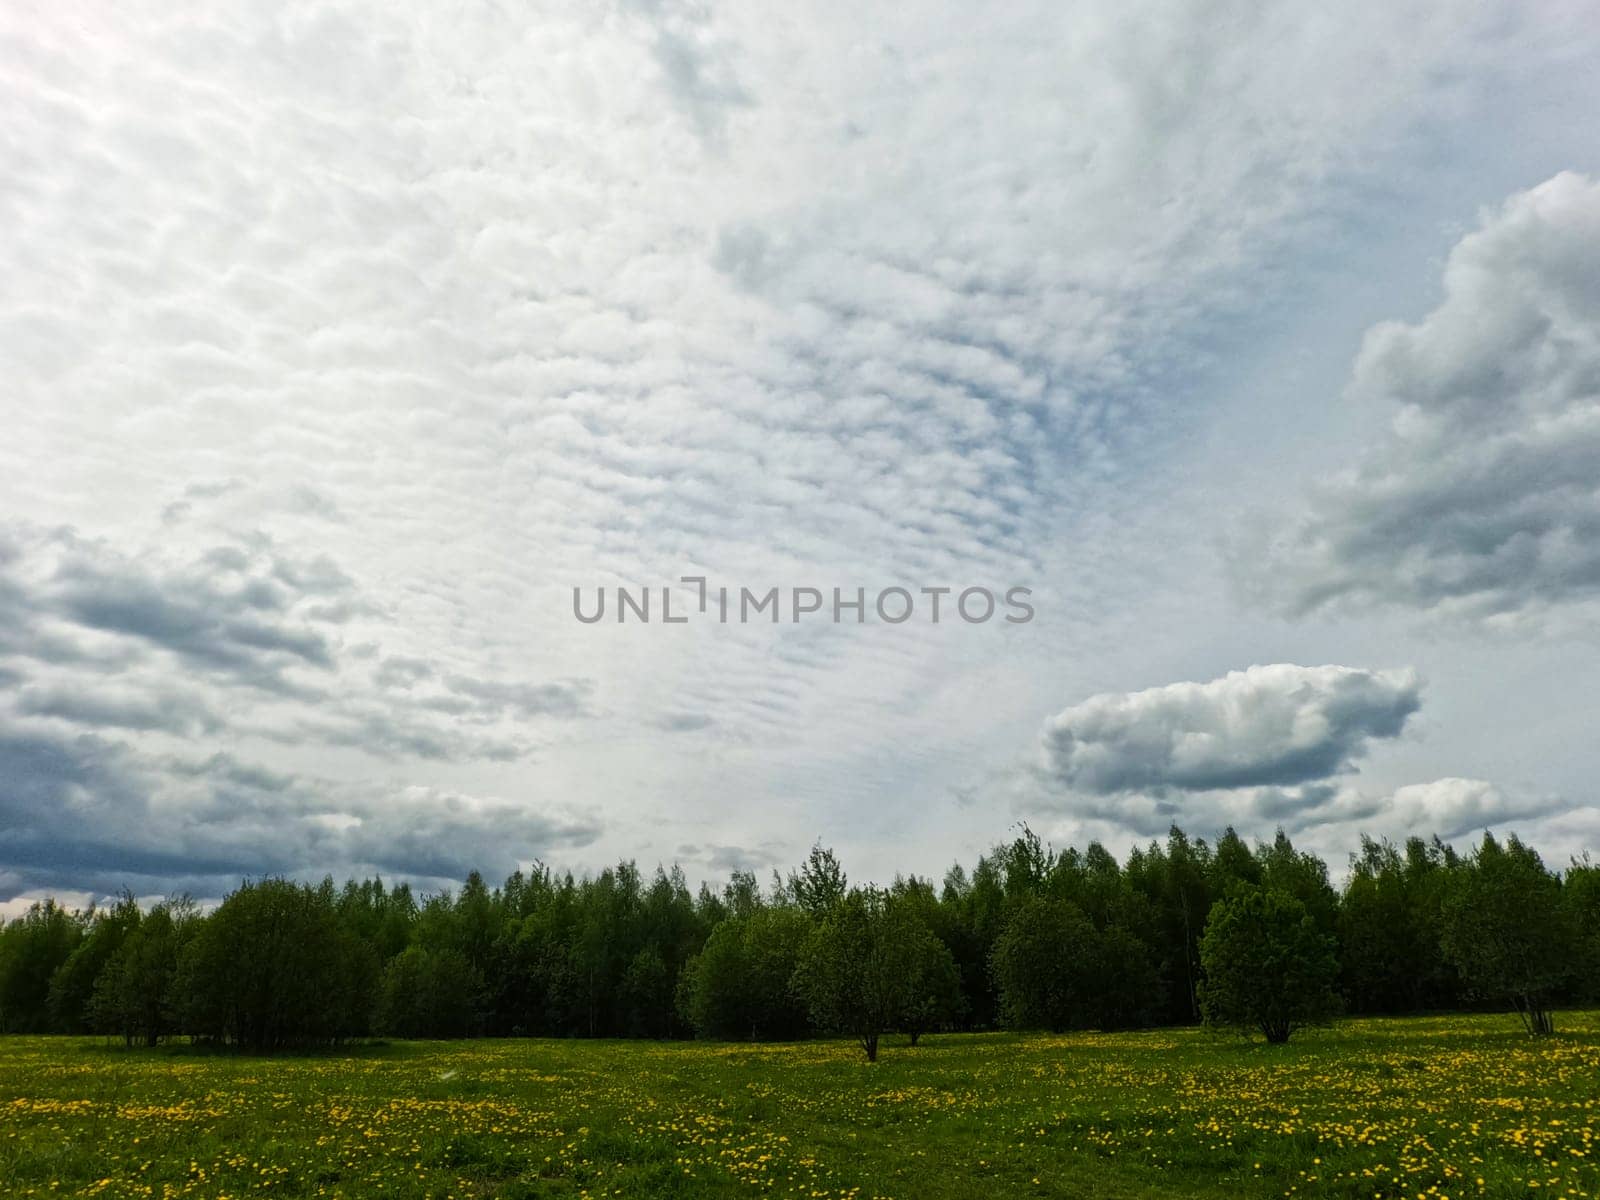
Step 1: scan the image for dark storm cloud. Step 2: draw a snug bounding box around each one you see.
[54,550,335,681]
[0,729,280,893]
[0,520,607,893]
[340,794,605,883]
[0,527,346,693]
[164,752,298,795]
[0,727,603,901]
[269,709,525,763]
[1036,779,1380,840]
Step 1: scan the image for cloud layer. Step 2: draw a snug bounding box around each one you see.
[1,2,1598,898]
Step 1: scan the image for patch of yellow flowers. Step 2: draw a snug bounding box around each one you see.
[1,1012,1596,1199]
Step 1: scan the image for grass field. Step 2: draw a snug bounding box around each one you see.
[3,1013,1597,1200]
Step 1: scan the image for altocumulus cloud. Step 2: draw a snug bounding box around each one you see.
[1247,172,1600,627]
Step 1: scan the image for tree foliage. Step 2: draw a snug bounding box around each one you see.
[1198,885,1340,1043]
[793,887,945,1061]
[3,825,1596,1052]
[1440,834,1573,1035]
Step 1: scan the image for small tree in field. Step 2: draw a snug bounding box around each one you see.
[794,887,931,1061]
[894,919,962,1045]
[90,899,194,1046]
[991,895,1099,1032]
[899,940,962,1047]
[1441,833,1573,1036]
[1199,886,1338,1044]
[677,908,811,1041]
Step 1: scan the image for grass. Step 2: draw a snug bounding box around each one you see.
[2,1012,1598,1199]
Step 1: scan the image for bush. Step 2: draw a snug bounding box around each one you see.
[1198,886,1339,1043]
[1441,834,1573,1035]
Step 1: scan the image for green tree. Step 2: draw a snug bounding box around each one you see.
[898,932,963,1046]
[1124,826,1215,1023]
[886,877,965,1044]
[1258,830,1339,939]
[795,887,939,1061]
[0,899,83,1033]
[991,894,1098,1032]
[1562,856,1600,1003]
[374,945,480,1037]
[1198,886,1339,1043]
[678,908,811,1041]
[1087,925,1162,1031]
[1441,833,1574,1035]
[90,899,195,1046]
[48,891,142,1033]
[937,856,1007,1029]
[786,843,848,917]
[177,878,351,1050]
[1210,827,1263,894]
[620,945,672,1038]
[1338,836,1460,1013]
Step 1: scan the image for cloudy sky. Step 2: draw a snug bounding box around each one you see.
[4,0,1600,909]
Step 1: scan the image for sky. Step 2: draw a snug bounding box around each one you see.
[4,0,1600,911]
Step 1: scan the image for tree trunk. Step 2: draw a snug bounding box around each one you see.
[862,1033,879,1062]
[1519,996,1554,1036]
[1181,899,1197,1021]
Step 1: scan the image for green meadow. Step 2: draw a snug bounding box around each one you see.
[3,1012,1597,1200]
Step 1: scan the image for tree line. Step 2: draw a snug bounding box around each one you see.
[2,825,1596,1055]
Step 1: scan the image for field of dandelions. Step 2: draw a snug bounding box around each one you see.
[4,1012,1597,1200]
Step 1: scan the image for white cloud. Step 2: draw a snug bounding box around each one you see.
[1385,777,1561,838]
[1022,773,1570,869]
[1246,172,1600,626]
[1038,664,1421,795]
